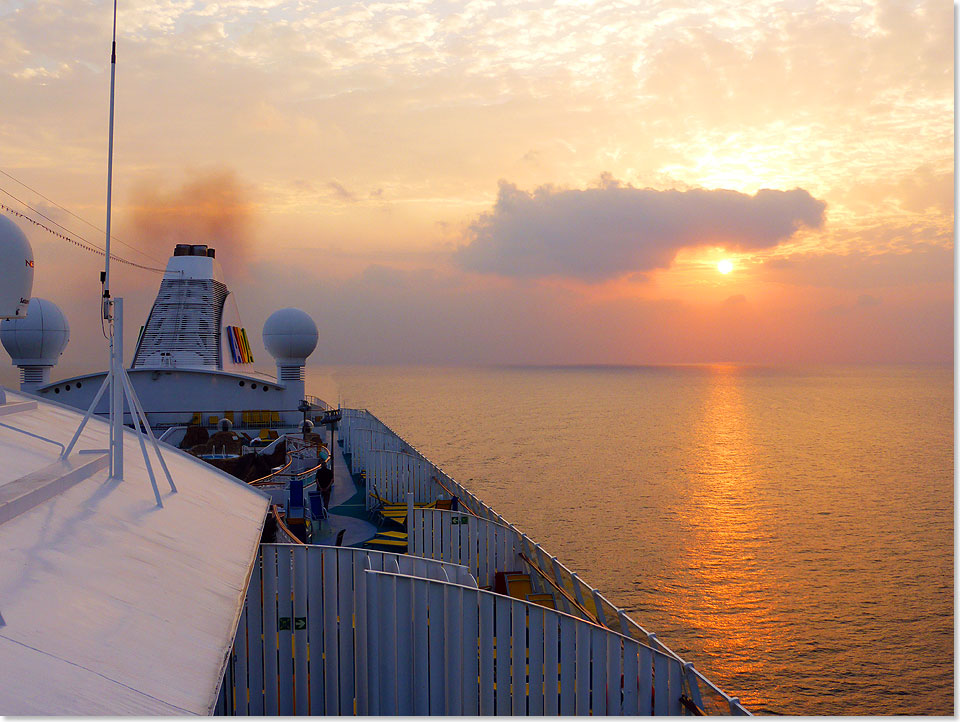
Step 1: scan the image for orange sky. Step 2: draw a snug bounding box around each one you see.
[0,0,953,368]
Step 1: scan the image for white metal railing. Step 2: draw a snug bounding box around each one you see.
[305,394,332,412]
[339,408,750,716]
[364,449,446,509]
[410,507,523,589]
[215,544,475,716]
[360,568,684,715]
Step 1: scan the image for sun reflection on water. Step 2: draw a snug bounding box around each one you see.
[675,364,785,692]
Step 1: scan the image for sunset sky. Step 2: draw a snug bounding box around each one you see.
[0,0,953,368]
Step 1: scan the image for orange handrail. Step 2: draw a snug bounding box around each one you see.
[271,504,305,545]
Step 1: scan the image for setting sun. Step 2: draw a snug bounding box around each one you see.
[717,259,734,274]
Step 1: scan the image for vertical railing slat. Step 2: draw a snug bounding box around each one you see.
[606,630,622,714]
[495,595,512,716]
[413,572,431,715]
[559,614,576,715]
[276,546,294,715]
[428,580,446,714]
[378,573,398,714]
[246,552,264,716]
[365,568,380,714]
[638,644,653,715]
[425,510,436,560]
[574,620,590,716]
[543,609,559,716]
[234,605,249,715]
[395,575,414,713]
[262,546,279,715]
[336,548,355,712]
[468,512,480,580]
[307,547,325,715]
[622,638,640,715]
[510,601,526,715]
[653,651,669,716]
[668,658,683,715]
[528,605,544,715]
[462,587,480,716]
[591,625,607,716]
[292,546,308,715]
[478,592,495,716]
[322,547,340,713]
[444,584,464,714]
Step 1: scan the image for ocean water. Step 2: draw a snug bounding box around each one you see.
[308,364,953,716]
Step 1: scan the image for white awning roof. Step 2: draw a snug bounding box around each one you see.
[0,388,269,715]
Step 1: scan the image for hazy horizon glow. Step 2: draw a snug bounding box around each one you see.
[0,0,952,368]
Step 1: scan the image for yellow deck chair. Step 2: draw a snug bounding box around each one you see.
[208,415,219,427]
[259,428,272,441]
[505,573,534,600]
[190,412,201,426]
[271,411,280,425]
[527,593,557,610]
[224,411,234,424]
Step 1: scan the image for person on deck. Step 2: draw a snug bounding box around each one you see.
[316,461,334,510]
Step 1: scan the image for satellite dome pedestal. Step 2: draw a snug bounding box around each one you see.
[262,308,318,425]
[0,298,70,393]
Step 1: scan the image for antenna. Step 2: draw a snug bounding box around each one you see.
[103,0,120,479]
[60,0,177,507]
[103,0,117,315]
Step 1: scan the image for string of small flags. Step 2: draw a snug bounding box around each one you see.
[0,201,165,273]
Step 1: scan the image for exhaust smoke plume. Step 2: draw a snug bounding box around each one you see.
[127,170,253,277]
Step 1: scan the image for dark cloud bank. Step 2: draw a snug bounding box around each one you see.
[457,178,826,281]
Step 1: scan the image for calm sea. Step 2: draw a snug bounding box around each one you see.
[308,364,953,716]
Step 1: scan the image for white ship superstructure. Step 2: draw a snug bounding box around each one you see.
[6,243,325,431]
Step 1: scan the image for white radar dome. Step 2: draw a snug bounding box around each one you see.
[0,215,34,319]
[0,297,70,365]
[262,308,318,364]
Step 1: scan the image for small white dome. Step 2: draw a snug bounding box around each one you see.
[0,215,34,319]
[262,307,318,364]
[0,297,70,366]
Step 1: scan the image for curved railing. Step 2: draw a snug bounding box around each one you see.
[340,407,749,716]
[216,544,474,715]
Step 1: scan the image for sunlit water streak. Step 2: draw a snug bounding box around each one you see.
[308,364,953,715]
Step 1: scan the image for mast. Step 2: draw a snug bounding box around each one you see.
[104,0,121,477]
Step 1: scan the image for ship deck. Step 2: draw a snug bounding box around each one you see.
[308,433,378,547]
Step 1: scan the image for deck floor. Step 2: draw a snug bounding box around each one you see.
[309,430,378,547]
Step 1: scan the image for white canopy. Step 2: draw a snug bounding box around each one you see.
[0,388,269,714]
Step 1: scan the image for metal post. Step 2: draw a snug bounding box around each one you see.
[111,298,123,478]
[330,421,336,487]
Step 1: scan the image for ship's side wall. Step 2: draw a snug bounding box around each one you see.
[33,368,304,427]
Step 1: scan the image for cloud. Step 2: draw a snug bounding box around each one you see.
[456,178,825,281]
[327,180,357,202]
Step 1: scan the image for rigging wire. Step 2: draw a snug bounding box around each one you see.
[0,189,165,273]
[0,168,165,266]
